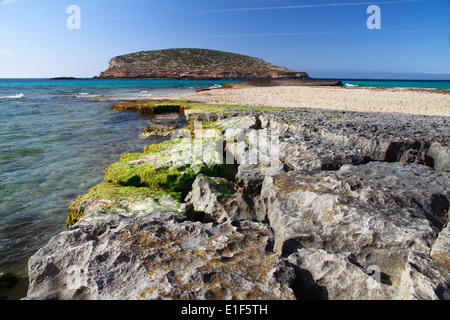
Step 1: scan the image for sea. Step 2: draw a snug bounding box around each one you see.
[0,78,449,297]
[340,79,450,89]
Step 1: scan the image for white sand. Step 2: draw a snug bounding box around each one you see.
[151,86,450,117]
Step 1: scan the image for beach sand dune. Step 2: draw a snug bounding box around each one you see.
[152,86,450,117]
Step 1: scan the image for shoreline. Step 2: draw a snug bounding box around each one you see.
[24,99,450,300]
[144,83,450,117]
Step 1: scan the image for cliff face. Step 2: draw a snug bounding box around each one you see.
[98,48,309,80]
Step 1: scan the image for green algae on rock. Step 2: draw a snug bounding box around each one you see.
[104,137,227,191]
[140,124,178,137]
[110,99,290,117]
[68,135,229,227]
[67,182,183,227]
[110,100,190,114]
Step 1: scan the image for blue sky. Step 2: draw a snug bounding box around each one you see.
[0,0,449,79]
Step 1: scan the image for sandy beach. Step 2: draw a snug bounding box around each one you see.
[152,86,450,117]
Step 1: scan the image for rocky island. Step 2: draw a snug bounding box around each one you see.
[97,48,309,80]
[25,99,450,300]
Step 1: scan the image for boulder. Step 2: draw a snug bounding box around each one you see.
[261,162,449,283]
[26,215,296,300]
[258,110,448,170]
[140,124,178,137]
[396,251,450,300]
[66,182,185,226]
[103,137,226,194]
[287,248,395,300]
[185,174,267,223]
[431,224,450,270]
[428,142,450,172]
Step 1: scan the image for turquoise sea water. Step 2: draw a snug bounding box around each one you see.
[0,78,448,293]
[0,79,237,278]
[341,79,450,89]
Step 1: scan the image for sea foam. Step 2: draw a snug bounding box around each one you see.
[0,93,25,99]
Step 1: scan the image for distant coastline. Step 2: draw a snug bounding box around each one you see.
[49,77,90,80]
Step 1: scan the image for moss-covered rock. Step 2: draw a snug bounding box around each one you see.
[110,100,191,114]
[67,182,183,227]
[68,136,229,227]
[140,124,178,137]
[66,103,275,228]
[185,174,267,224]
[104,137,226,192]
[110,99,289,118]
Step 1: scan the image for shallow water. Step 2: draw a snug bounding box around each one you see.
[0,79,231,277]
[0,98,169,275]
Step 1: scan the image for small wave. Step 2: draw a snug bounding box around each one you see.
[0,93,25,99]
[75,94,102,98]
[208,84,222,89]
[344,83,358,87]
[137,90,154,97]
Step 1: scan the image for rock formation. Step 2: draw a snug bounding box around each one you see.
[25,101,450,300]
[98,48,309,80]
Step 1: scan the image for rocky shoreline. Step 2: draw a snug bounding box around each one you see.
[25,100,450,300]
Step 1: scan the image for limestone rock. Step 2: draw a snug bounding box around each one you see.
[428,142,450,172]
[261,162,449,283]
[431,224,450,270]
[26,215,296,300]
[140,124,178,137]
[103,137,226,194]
[185,174,267,223]
[27,105,450,301]
[218,115,259,142]
[258,109,448,170]
[287,248,395,300]
[185,110,250,122]
[396,251,450,300]
[67,182,185,226]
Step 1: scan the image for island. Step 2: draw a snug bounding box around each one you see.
[96,48,309,80]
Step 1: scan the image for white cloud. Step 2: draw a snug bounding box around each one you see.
[0,30,56,37]
[196,29,449,39]
[0,0,20,6]
[423,71,450,75]
[0,50,12,54]
[200,0,436,13]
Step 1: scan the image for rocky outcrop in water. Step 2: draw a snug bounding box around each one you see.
[98,48,309,80]
[26,101,450,300]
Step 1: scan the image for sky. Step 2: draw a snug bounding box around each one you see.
[0,0,449,79]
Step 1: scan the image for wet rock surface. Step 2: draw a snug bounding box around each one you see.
[26,102,450,300]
